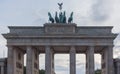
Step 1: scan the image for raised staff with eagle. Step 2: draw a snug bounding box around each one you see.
[58,3,63,11]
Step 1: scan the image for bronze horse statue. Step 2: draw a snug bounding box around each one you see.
[68,12,73,23]
[48,12,54,23]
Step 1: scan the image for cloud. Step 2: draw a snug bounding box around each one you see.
[55,70,69,74]
[95,62,101,70]
[32,9,49,25]
[76,62,85,67]
[55,65,68,71]
[76,65,85,74]
[39,54,45,69]
[114,34,120,46]
[55,54,69,68]
[90,0,110,22]
[94,54,101,64]
[0,35,6,45]
[0,45,7,58]
[114,46,120,58]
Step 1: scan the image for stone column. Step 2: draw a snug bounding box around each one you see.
[70,46,76,74]
[26,46,39,74]
[7,46,16,74]
[1,66,4,74]
[34,49,40,74]
[7,46,25,74]
[26,46,34,74]
[52,51,55,74]
[117,62,120,74]
[86,46,94,74]
[101,46,114,74]
[45,46,53,74]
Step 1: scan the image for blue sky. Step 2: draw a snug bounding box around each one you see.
[0,0,120,74]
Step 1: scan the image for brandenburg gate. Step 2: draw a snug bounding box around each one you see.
[2,3,118,74]
[3,23,117,74]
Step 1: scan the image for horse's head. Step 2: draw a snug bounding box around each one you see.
[55,12,57,15]
[71,12,73,17]
[48,12,51,17]
[63,11,66,16]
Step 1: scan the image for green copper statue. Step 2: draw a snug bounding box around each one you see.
[58,11,67,23]
[59,12,63,23]
[62,11,66,23]
[68,12,73,23]
[48,3,73,23]
[48,12,54,23]
[55,12,59,23]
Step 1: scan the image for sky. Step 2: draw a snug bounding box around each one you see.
[0,0,120,74]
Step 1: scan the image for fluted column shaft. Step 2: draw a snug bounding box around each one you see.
[101,46,114,74]
[1,66,4,74]
[45,46,53,74]
[86,46,94,74]
[7,46,16,74]
[26,46,34,74]
[26,46,39,74]
[70,46,76,74]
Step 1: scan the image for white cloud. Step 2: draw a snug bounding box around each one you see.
[114,46,120,58]
[90,0,110,22]
[0,35,6,45]
[55,54,69,68]
[0,45,7,58]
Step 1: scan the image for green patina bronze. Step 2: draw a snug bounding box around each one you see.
[59,12,63,23]
[68,12,73,23]
[55,12,59,23]
[48,12,54,23]
[48,3,73,23]
[63,11,66,23]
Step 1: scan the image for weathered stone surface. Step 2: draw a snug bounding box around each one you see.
[45,46,54,74]
[44,23,76,34]
[2,23,118,74]
[101,46,114,74]
[26,46,39,74]
[70,46,76,74]
[3,23,116,36]
[0,58,7,74]
[114,59,120,74]
[86,46,94,74]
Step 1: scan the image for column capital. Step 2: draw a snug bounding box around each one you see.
[107,45,114,49]
[26,45,32,48]
[7,45,14,49]
[86,46,94,54]
[70,46,76,51]
[70,46,75,47]
[45,45,50,48]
